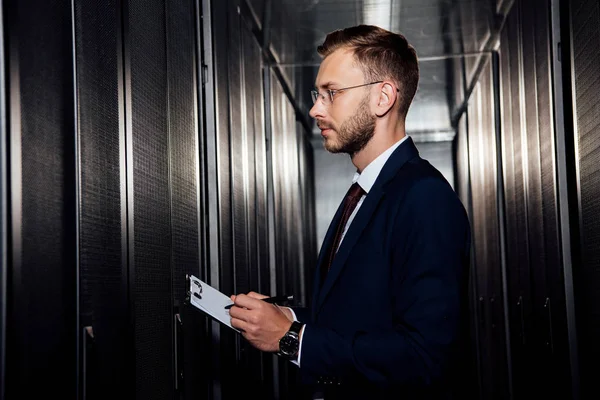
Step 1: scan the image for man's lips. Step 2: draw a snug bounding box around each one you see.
[317,124,333,135]
[320,128,332,137]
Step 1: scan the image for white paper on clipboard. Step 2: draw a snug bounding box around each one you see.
[187,275,239,333]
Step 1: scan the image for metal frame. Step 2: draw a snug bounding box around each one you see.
[0,1,6,398]
[550,0,580,398]
[69,0,82,396]
[7,4,23,396]
[263,65,281,400]
[199,0,219,290]
[198,0,222,398]
[492,50,514,400]
[192,0,207,286]
[465,86,484,400]
[118,0,136,395]
[239,6,253,303]
[458,109,484,400]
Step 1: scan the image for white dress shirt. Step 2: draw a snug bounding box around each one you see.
[288,135,410,367]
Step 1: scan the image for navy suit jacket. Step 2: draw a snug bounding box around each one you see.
[292,137,471,399]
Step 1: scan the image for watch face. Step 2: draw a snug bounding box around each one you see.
[279,334,299,356]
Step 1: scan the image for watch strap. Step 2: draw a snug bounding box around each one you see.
[288,320,302,336]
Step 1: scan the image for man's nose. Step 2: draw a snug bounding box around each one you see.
[309,100,325,119]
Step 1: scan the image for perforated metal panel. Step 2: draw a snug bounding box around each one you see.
[75,0,129,397]
[468,60,508,400]
[165,0,205,397]
[499,7,534,398]
[520,3,554,395]
[5,0,77,397]
[570,0,600,395]
[229,3,250,297]
[523,0,570,396]
[210,2,239,398]
[127,0,173,398]
[167,0,200,304]
[228,6,264,398]
[245,23,270,298]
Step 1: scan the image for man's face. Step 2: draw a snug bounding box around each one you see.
[309,49,376,155]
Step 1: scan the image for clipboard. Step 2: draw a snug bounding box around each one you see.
[186,274,240,333]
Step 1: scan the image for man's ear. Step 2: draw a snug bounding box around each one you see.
[375,82,397,117]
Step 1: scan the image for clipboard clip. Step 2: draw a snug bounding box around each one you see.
[185,274,203,304]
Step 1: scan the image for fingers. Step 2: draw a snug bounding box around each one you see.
[227,304,252,321]
[230,317,249,333]
[247,291,268,300]
[233,293,265,309]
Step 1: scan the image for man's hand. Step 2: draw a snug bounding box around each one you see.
[228,292,292,352]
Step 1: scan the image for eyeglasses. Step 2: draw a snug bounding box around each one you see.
[311,81,383,106]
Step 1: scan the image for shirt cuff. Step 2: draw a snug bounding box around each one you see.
[288,307,298,322]
[285,307,303,367]
[291,325,305,367]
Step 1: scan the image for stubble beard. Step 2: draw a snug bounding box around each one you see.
[324,95,376,156]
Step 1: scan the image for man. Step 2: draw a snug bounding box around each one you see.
[229,25,471,399]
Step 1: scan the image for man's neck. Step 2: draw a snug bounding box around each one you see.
[351,124,406,173]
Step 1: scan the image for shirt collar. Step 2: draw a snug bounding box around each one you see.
[352,135,410,194]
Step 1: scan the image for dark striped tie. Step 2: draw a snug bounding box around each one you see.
[323,182,365,278]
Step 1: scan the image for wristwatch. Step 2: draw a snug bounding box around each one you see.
[278,321,303,360]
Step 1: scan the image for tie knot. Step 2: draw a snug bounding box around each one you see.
[347,182,365,200]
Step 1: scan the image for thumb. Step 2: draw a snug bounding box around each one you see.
[230,294,237,302]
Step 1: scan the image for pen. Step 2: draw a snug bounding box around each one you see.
[225,294,293,309]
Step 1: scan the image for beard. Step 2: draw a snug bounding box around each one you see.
[323,94,376,156]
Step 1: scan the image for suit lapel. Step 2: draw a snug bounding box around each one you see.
[315,185,385,313]
[313,137,420,316]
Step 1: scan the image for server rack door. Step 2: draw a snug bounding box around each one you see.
[5,0,78,397]
[520,2,551,397]
[499,5,535,398]
[568,0,600,397]
[165,0,206,398]
[468,61,510,400]
[226,1,265,397]
[124,0,174,398]
[74,0,131,397]
[522,0,571,396]
[240,8,276,397]
[209,0,238,397]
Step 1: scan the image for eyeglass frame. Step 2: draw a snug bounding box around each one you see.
[310,81,399,105]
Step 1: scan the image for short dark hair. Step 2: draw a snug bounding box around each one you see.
[317,25,419,117]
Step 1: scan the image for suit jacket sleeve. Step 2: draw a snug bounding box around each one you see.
[300,178,471,386]
[290,306,310,322]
